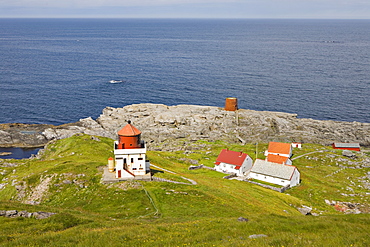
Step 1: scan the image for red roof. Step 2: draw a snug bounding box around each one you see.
[267,142,291,155]
[267,154,289,164]
[117,123,141,136]
[215,149,249,169]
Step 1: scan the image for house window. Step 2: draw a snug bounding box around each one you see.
[133,168,137,170]
[138,158,143,160]
[131,158,134,163]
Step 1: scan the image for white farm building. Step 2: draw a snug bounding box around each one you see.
[249,159,300,187]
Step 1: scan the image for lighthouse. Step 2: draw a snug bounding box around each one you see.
[113,121,150,179]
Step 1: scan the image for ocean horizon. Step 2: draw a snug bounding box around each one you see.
[1,18,369,125]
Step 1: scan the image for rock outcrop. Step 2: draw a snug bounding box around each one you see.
[0,210,55,219]
[0,104,369,148]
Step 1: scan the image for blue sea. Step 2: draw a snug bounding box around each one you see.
[1,18,369,125]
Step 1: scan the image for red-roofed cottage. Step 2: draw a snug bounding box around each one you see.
[113,121,150,179]
[214,149,253,176]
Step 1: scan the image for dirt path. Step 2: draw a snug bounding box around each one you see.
[291,150,326,160]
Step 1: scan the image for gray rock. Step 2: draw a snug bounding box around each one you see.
[5,210,18,217]
[249,234,268,239]
[179,158,199,165]
[25,212,33,218]
[18,211,28,217]
[237,217,249,222]
[342,150,356,158]
[90,136,101,142]
[1,104,370,148]
[188,165,204,170]
[33,211,56,219]
[298,206,312,215]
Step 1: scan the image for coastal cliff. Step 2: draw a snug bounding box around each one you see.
[0,103,369,148]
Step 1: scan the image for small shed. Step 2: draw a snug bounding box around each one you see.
[291,142,302,148]
[214,149,253,176]
[332,143,360,151]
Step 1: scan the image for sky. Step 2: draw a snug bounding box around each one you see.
[0,0,369,19]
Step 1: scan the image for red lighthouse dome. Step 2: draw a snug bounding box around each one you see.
[117,121,142,149]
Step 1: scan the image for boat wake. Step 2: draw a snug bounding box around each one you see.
[109,80,123,84]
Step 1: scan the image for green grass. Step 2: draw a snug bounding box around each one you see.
[0,135,369,246]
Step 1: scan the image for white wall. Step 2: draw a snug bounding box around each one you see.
[249,172,290,187]
[239,156,253,175]
[249,168,300,188]
[116,153,147,176]
[289,169,300,187]
[215,162,237,174]
[285,159,292,166]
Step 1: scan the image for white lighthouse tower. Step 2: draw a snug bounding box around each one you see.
[113,121,150,179]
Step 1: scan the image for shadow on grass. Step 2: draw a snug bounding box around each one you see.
[151,169,164,175]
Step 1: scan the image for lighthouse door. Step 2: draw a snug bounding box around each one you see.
[118,170,121,178]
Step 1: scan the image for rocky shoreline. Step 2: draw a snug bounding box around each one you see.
[0,103,369,149]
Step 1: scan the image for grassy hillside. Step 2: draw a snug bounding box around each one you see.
[0,135,369,246]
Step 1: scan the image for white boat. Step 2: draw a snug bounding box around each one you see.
[109,80,123,83]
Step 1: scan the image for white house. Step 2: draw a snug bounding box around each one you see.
[113,121,150,179]
[249,159,300,187]
[265,142,293,158]
[264,142,293,165]
[214,149,253,176]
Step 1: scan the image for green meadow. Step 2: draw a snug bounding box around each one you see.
[0,134,369,246]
